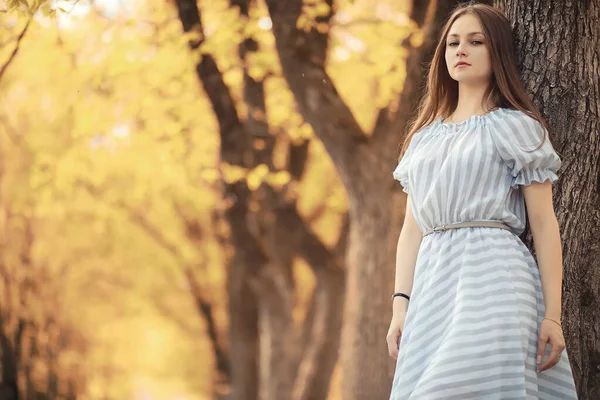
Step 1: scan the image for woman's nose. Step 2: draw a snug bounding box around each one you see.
[456,43,467,56]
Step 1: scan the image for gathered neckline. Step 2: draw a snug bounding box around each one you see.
[436,107,506,128]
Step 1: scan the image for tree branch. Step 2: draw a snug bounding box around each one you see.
[183,266,231,381]
[0,18,31,83]
[78,180,232,384]
[265,0,367,161]
[371,0,463,145]
[148,294,199,337]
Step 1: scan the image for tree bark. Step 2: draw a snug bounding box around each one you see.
[495,1,600,398]
[265,0,461,397]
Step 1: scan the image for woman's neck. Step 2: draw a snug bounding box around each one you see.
[447,83,496,123]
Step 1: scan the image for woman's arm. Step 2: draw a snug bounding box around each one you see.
[522,181,563,321]
[393,196,423,316]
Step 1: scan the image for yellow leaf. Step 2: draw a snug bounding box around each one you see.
[296,14,311,31]
[253,138,266,150]
[316,22,329,34]
[315,3,331,17]
[181,30,203,46]
[200,168,221,184]
[409,30,425,48]
[246,164,269,191]
[248,65,266,81]
[222,164,246,184]
[267,171,291,189]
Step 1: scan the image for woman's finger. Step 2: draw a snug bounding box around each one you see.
[536,333,548,367]
[538,336,566,373]
[386,330,400,360]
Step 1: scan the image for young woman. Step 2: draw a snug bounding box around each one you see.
[386,3,578,399]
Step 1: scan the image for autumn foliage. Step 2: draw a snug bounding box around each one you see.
[0,0,456,398]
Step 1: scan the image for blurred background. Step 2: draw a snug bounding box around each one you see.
[1,0,598,399]
[0,0,413,398]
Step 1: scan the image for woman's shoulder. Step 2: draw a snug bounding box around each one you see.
[404,121,435,147]
[492,107,542,128]
[488,107,552,151]
[488,108,548,140]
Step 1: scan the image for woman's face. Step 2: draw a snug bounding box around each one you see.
[445,14,493,85]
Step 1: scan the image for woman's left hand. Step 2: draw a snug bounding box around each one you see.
[536,318,566,373]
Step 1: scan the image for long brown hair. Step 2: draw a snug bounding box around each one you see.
[399,2,549,158]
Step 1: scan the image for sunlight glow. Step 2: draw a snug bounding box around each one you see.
[112,123,130,139]
[333,46,351,61]
[258,16,272,31]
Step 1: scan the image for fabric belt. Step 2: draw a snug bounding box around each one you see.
[422,220,513,237]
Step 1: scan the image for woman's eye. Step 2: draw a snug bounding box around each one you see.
[448,40,483,46]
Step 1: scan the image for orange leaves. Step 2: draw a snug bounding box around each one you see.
[326,1,420,127]
[0,2,221,397]
[221,162,291,192]
[246,163,270,190]
[5,0,80,18]
[222,163,247,185]
[297,0,333,32]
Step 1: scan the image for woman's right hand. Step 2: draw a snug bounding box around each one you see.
[386,312,407,360]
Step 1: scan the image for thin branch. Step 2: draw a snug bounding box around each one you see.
[65,0,82,16]
[80,180,185,263]
[183,266,231,379]
[0,18,31,83]
[148,294,200,337]
[77,181,229,376]
[0,117,24,149]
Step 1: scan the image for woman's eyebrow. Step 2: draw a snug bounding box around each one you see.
[448,32,485,37]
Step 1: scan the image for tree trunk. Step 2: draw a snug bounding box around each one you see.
[0,326,20,400]
[288,267,344,400]
[174,1,347,398]
[174,2,262,398]
[265,0,462,397]
[495,1,600,398]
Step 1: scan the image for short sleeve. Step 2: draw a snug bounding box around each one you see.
[492,112,562,189]
[393,137,418,194]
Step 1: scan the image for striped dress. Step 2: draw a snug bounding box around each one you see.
[390,107,578,399]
